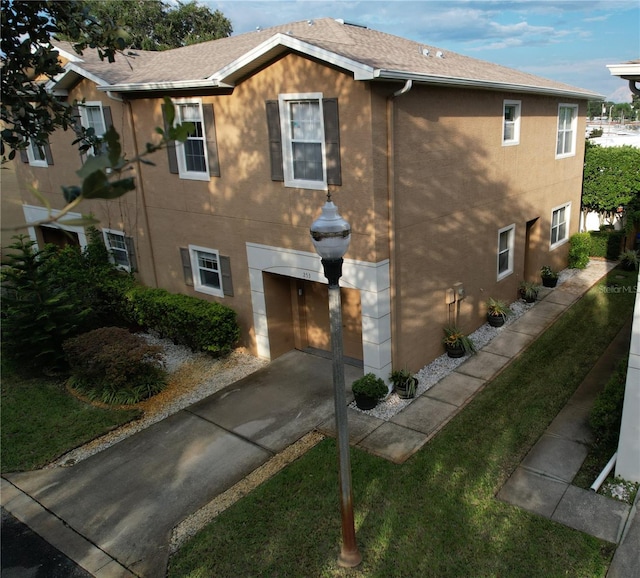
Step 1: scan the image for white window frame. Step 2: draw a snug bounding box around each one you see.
[174,99,210,181]
[26,139,48,167]
[278,92,327,191]
[79,101,107,156]
[550,202,571,249]
[102,228,132,271]
[188,244,224,297]
[556,104,578,159]
[502,100,521,146]
[497,224,515,280]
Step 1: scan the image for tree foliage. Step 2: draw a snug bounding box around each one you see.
[582,143,640,222]
[0,229,135,374]
[78,0,232,51]
[1,0,126,159]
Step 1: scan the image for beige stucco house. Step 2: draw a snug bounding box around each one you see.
[10,18,602,380]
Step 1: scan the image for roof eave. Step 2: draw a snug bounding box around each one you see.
[375,69,603,99]
[46,62,111,93]
[606,63,640,81]
[98,79,224,93]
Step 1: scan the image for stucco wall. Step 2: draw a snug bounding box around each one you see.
[390,85,585,369]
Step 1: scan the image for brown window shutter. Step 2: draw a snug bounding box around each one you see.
[265,100,284,181]
[44,142,54,165]
[323,98,341,186]
[162,104,179,175]
[125,236,137,271]
[220,255,233,296]
[102,105,113,130]
[179,247,194,286]
[202,104,220,177]
[19,148,29,163]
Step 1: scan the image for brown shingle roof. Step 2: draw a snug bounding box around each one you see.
[53,18,601,98]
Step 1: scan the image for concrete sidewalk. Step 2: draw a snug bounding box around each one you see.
[2,260,638,577]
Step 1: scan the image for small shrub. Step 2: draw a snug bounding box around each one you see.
[351,373,388,400]
[64,327,167,405]
[590,357,627,447]
[124,286,239,355]
[568,232,591,269]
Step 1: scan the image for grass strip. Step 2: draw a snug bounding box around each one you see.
[169,268,636,578]
[1,371,140,473]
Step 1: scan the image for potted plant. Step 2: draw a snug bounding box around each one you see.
[519,281,541,303]
[390,367,418,399]
[486,298,512,327]
[351,373,388,410]
[442,326,476,358]
[619,249,640,271]
[540,265,559,288]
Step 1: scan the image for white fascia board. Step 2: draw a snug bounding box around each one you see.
[99,79,220,93]
[211,33,376,84]
[45,62,111,93]
[375,69,604,100]
[607,63,640,80]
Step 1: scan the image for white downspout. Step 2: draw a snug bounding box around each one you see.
[387,79,413,369]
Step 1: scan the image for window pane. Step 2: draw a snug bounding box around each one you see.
[184,139,206,172]
[200,269,220,289]
[498,251,509,273]
[292,142,323,181]
[30,141,46,161]
[504,122,514,141]
[290,101,321,140]
[499,230,509,252]
[86,106,106,135]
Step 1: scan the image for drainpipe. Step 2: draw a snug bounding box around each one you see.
[590,452,617,492]
[387,79,413,368]
[124,96,159,287]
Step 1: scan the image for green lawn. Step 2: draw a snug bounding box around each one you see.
[1,369,140,473]
[169,268,636,578]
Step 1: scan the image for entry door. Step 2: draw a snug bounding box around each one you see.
[302,280,363,361]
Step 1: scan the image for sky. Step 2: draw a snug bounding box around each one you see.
[205,0,640,102]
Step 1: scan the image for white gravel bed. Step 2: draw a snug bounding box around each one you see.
[348,268,579,421]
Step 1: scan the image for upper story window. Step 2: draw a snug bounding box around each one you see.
[502,100,521,146]
[174,100,210,181]
[497,224,515,280]
[550,203,570,248]
[79,102,107,155]
[279,93,327,190]
[21,136,53,168]
[26,139,48,167]
[556,104,578,158]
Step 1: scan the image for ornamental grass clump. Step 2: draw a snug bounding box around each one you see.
[64,327,168,405]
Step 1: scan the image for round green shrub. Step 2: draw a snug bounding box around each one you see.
[568,232,591,269]
[351,373,388,400]
[64,327,167,405]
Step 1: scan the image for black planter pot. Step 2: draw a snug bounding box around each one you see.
[395,377,418,399]
[445,344,465,358]
[542,276,558,288]
[487,314,505,327]
[354,393,378,410]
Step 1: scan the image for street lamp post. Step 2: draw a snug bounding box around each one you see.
[310,194,362,568]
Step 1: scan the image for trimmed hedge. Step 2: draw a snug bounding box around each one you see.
[589,230,625,260]
[125,286,239,355]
